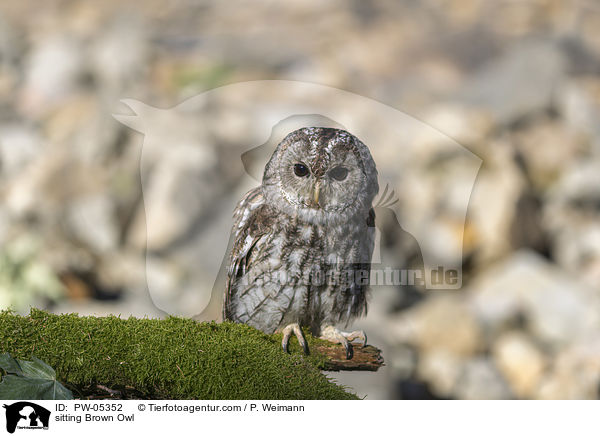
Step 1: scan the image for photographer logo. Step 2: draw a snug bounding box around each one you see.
[2,402,50,433]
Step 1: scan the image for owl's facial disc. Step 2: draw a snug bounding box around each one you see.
[262,127,379,225]
[279,140,364,215]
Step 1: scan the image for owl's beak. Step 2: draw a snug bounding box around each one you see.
[312,181,321,208]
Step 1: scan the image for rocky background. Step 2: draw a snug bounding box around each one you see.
[1,0,600,399]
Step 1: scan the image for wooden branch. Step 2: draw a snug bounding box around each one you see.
[316,344,384,371]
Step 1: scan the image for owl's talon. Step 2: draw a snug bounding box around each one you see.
[342,330,367,348]
[320,325,364,360]
[344,341,354,360]
[301,340,310,355]
[281,323,309,355]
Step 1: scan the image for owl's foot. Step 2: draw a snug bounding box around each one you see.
[319,326,367,360]
[281,323,309,355]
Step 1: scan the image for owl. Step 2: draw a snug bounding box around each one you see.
[223,127,379,359]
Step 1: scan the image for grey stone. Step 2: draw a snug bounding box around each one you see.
[493,331,547,398]
[469,250,600,346]
[460,40,566,123]
[455,357,513,400]
[66,194,119,253]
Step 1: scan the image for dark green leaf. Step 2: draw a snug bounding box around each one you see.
[18,357,55,379]
[0,354,73,400]
[0,353,23,376]
[0,375,73,400]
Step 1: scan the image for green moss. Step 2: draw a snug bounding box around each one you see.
[0,309,356,400]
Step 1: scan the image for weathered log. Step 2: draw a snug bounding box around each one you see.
[317,344,384,371]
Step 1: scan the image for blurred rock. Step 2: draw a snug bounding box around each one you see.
[66,194,119,253]
[493,331,546,398]
[395,145,482,269]
[20,33,85,115]
[543,161,600,290]
[3,146,66,218]
[417,350,464,398]
[392,295,483,356]
[558,77,600,137]
[536,338,600,400]
[580,5,600,58]
[91,15,149,93]
[0,235,65,314]
[121,103,223,252]
[512,118,583,192]
[95,251,145,291]
[422,103,493,147]
[467,137,526,264]
[128,148,219,252]
[143,255,185,312]
[454,357,512,400]
[387,344,418,380]
[45,95,123,165]
[469,250,600,347]
[0,124,42,177]
[460,40,566,124]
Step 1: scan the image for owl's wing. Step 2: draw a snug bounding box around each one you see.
[343,207,376,323]
[223,187,273,320]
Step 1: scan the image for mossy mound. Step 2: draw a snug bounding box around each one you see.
[0,309,356,400]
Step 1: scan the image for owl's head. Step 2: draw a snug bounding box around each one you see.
[262,127,379,225]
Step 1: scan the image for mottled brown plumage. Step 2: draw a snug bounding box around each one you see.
[224,127,378,358]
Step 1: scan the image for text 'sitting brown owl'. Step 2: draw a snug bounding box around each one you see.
[224,127,378,359]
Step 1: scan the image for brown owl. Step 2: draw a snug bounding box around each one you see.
[223,127,379,359]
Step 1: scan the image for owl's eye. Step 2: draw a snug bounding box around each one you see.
[328,166,348,181]
[293,163,310,177]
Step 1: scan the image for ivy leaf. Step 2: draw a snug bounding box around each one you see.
[0,375,73,400]
[0,354,73,400]
[0,353,23,376]
[17,357,55,379]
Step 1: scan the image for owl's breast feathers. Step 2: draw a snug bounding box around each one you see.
[224,187,375,334]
